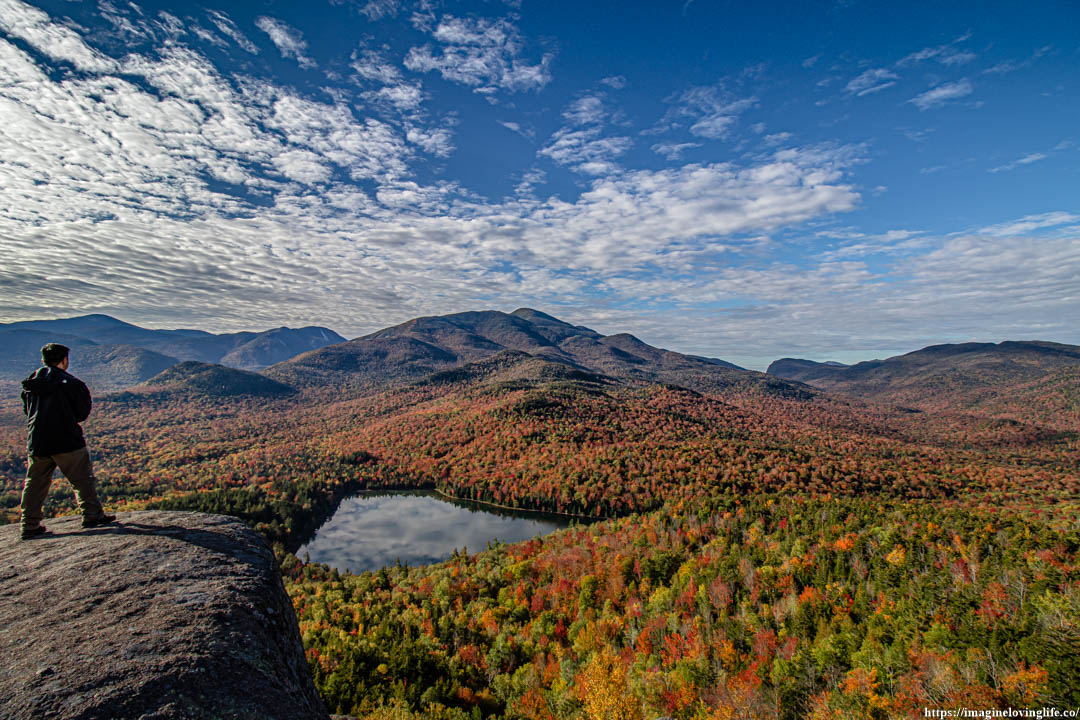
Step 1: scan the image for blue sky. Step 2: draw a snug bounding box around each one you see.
[0,0,1077,368]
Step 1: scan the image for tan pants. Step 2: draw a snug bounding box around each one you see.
[21,447,105,530]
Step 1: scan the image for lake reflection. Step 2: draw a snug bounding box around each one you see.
[297,492,572,574]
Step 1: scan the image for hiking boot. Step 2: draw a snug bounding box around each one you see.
[20,525,49,540]
[82,514,116,529]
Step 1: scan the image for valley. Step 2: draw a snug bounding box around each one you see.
[1,310,1077,719]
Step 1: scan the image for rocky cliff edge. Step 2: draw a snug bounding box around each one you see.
[0,511,329,720]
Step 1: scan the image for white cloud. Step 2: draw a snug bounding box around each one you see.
[580,217,1080,362]
[599,75,627,89]
[156,12,185,39]
[367,82,424,111]
[255,16,316,70]
[651,142,700,160]
[988,152,1048,174]
[0,21,866,339]
[96,1,157,44]
[405,124,454,157]
[897,231,1079,329]
[0,0,117,73]
[519,148,862,272]
[0,36,48,85]
[690,114,739,139]
[909,79,973,110]
[0,20,420,242]
[24,208,1074,366]
[357,0,400,21]
[351,49,403,84]
[514,168,546,195]
[273,149,333,184]
[983,59,1025,75]
[4,1,1070,362]
[669,86,756,140]
[898,44,976,67]
[538,127,633,175]
[207,10,259,54]
[264,92,409,180]
[189,22,228,49]
[563,96,606,125]
[816,229,927,260]
[976,212,1080,237]
[845,68,898,96]
[498,120,533,139]
[404,16,553,94]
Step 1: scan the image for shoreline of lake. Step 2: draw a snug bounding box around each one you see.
[295,491,575,574]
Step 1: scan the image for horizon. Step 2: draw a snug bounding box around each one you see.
[1,0,1078,366]
[3,308,1069,373]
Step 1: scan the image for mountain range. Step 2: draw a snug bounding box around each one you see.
[4,310,1077,427]
[0,315,344,390]
[3,309,1076,720]
[262,308,769,396]
[767,340,1080,427]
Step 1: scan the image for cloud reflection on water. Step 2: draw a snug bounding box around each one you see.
[296,493,570,574]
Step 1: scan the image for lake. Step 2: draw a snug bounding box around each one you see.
[296,491,575,574]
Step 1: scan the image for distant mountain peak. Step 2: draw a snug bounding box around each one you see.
[267,307,761,395]
[0,316,344,388]
[509,308,601,336]
[510,308,568,323]
[72,313,130,324]
[605,332,647,344]
[766,339,1080,419]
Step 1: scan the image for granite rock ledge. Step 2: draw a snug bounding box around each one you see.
[0,511,329,720]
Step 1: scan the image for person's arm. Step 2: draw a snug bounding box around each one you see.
[21,390,30,417]
[68,378,93,422]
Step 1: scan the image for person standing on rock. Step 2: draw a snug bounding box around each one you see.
[19,343,115,540]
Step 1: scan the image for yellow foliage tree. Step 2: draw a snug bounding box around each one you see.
[885,545,907,566]
[574,647,642,720]
[1001,663,1049,707]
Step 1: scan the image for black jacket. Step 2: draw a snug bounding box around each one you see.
[21,366,92,456]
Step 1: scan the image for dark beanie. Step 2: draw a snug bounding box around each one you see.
[41,343,70,366]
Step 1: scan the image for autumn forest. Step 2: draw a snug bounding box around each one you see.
[1,313,1078,720]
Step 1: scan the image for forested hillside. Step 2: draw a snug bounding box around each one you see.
[768,342,1080,430]
[265,309,754,395]
[3,352,1074,530]
[1,319,1077,720]
[289,495,1079,719]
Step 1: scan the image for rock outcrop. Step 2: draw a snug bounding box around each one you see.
[0,511,329,720]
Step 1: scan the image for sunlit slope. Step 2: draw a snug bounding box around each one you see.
[316,354,1078,513]
[289,494,1080,719]
[265,308,774,396]
[768,341,1080,429]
